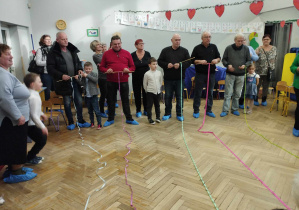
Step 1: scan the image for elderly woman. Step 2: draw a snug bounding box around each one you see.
[90,40,109,117]
[0,44,36,183]
[131,39,151,117]
[36,34,53,101]
[254,34,277,106]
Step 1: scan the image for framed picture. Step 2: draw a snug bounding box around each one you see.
[87,29,98,37]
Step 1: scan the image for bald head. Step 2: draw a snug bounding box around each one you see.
[201,31,211,47]
[56,32,68,48]
[171,34,181,49]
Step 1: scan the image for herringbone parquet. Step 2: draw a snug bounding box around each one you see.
[1,96,299,210]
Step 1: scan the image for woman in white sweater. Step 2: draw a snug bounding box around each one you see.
[24,73,48,165]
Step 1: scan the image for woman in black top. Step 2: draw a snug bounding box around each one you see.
[131,39,151,117]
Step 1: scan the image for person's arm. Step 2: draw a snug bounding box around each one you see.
[290,55,299,74]
[256,77,259,86]
[99,53,109,73]
[36,48,46,66]
[29,93,46,130]
[181,49,191,70]
[222,47,229,67]
[249,46,259,62]
[0,77,23,121]
[211,45,221,65]
[86,72,98,83]
[244,47,252,67]
[157,49,169,69]
[127,53,135,72]
[143,73,148,93]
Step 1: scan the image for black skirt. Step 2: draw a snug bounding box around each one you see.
[0,117,28,165]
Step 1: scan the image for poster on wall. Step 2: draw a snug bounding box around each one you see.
[114,12,265,34]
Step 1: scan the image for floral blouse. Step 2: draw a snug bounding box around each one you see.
[255,46,277,76]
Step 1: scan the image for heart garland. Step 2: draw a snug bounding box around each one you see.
[280,21,286,28]
[165,11,171,21]
[249,1,263,15]
[187,9,196,20]
[215,5,225,17]
[294,0,299,10]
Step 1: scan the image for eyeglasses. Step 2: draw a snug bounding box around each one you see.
[138,43,144,45]
[203,36,211,39]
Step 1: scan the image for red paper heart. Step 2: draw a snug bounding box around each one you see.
[280,21,286,28]
[294,0,299,10]
[165,11,171,21]
[250,1,263,15]
[215,5,225,17]
[297,19,299,27]
[187,9,196,20]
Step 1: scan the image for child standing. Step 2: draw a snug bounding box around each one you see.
[143,57,163,125]
[24,73,48,164]
[245,64,260,114]
[76,62,102,129]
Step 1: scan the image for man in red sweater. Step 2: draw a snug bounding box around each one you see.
[100,35,138,126]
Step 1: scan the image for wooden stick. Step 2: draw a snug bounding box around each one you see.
[180,57,195,63]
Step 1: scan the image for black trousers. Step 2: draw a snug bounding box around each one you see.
[0,118,28,165]
[107,81,133,121]
[98,78,108,113]
[27,125,47,161]
[132,73,147,112]
[147,92,161,120]
[294,88,299,130]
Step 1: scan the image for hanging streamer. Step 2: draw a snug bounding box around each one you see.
[68,78,107,210]
[197,64,291,209]
[179,63,219,210]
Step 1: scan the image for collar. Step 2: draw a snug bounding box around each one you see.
[232,44,243,51]
[200,43,210,48]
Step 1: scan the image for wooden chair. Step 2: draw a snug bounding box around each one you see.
[282,86,297,117]
[270,81,288,113]
[217,80,225,99]
[130,90,134,105]
[50,91,64,111]
[42,100,67,131]
[189,76,195,98]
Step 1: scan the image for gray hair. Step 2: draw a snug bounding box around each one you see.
[201,31,211,39]
[234,33,245,41]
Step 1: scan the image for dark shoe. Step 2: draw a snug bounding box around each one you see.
[26,156,43,165]
[156,118,161,123]
[148,119,155,125]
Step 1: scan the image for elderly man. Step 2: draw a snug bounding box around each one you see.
[47,32,90,130]
[158,34,190,121]
[100,35,138,127]
[191,31,221,118]
[220,33,251,117]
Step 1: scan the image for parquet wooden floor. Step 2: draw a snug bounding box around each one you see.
[1,96,299,210]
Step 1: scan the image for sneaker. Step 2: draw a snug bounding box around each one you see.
[136,112,142,118]
[176,116,184,121]
[261,101,267,106]
[193,113,200,118]
[220,112,228,117]
[143,111,147,116]
[293,128,299,137]
[67,124,75,130]
[162,115,171,121]
[115,103,119,108]
[35,156,44,161]
[126,120,139,125]
[148,119,155,125]
[103,120,114,127]
[3,171,37,183]
[26,156,42,165]
[97,125,102,130]
[246,110,252,114]
[100,112,108,118]
[156,118,161,123]
[206,112,216,118]
[91,123,95,128]
[78,120,91,128]
[254,101,259,106]
[232,111,240,116]
[239,105,244,109]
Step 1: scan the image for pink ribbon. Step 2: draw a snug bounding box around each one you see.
[197,64,291,210]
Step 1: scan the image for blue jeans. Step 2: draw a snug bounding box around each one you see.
[222,74,244,113]
[85,96,102,125]
[40,73,54,101]
[193,73,215,113]
[164,79,184,116]
[63,80,83,124]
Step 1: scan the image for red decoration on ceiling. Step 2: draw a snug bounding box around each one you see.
[249,1,263,15]
[215,5,225,17]
[280,21,286,28]
[297,19,299,27]
[165,11,171,21]
[187,9,196,20]
[294,0,299,10]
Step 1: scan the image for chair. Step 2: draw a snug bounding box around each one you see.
[189,76,195,98]
[270,81,288,113]
[217,80,225,99]
[50,91,64,111]
[282,86,297,117]
[130,90,134,105]
[42,101,67,131]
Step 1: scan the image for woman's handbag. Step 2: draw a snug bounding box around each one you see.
[28,54,44,74]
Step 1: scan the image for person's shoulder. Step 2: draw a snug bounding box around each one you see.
[161,46,171,51]
[180,46,188,51]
